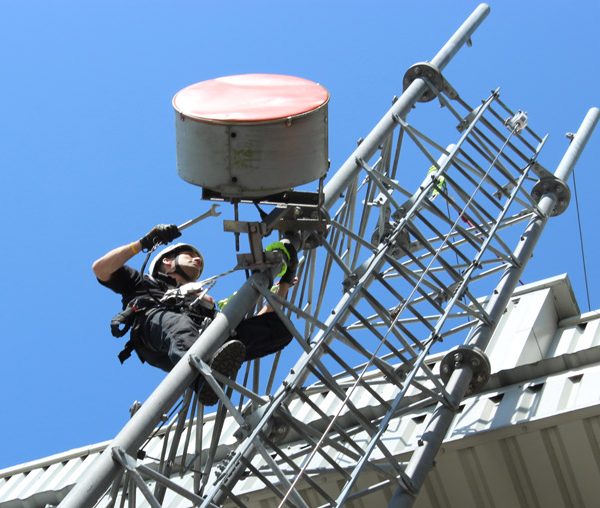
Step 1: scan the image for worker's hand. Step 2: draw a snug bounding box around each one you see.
[161,283,212,309]
[139,224,181,252]
[279,238,298,284]
[178,282,205,297]
[265,238,298,284]
[160,288,181,306]
[160,284,206,304]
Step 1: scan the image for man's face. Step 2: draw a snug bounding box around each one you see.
[163,249,203,283]
[178,250,203,277]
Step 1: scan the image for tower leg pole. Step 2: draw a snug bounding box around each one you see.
[388,107,600,508]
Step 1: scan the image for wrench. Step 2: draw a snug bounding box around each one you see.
[178,204,221,232]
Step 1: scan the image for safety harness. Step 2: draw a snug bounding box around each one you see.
[108,233,289,364]
[110,295,156,364]
[110,269,236,364]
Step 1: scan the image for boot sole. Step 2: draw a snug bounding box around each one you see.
[197,340,246,406]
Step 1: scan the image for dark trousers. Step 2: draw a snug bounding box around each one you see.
[137,310,292,372]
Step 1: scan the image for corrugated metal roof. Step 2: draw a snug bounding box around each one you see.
[2,275,600,507]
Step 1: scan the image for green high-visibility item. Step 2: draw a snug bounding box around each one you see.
[427,165,446,199]
[265,241,291,278]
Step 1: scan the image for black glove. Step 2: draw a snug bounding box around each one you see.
[279,238,298,284]
[139,224,181,251]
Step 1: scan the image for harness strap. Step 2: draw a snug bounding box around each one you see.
[118,340,138,364]
[110,306,136,338]
[112,266,238,364]
[111,296,157,363]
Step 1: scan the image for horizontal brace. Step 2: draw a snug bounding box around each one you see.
[223,220,268,235]
[202,188,321,206]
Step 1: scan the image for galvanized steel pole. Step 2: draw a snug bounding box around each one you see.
[388,107,600,508]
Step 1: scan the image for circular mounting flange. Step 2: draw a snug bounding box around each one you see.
[403,62,444,102]
[440,345,490,395]
[531,176,571,216]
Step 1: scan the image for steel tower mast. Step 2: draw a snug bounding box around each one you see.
[57,4,599,508]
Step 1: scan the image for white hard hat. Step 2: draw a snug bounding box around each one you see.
[148,243,203,278]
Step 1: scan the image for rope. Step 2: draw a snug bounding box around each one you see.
[572,169,592,311]
[196,267,239,291]
[445,198,461,268]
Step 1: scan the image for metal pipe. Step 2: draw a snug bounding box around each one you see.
[323,4,490,211]
[554,109,599,182]
[388,107,600,507]
[430,3,490,71]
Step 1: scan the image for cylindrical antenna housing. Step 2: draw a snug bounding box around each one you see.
[173,74,329,198]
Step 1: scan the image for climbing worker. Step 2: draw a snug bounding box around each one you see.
[92,223,298,405]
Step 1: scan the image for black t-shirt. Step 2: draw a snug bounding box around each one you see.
[98,265,172,310]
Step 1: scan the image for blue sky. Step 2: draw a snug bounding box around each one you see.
[1,0,598,470]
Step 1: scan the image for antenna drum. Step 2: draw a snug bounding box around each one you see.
[173,74,329,198]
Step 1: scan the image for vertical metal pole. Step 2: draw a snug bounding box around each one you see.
[388,107,600,508]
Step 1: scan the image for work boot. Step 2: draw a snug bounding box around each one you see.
[197,340,246,406]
